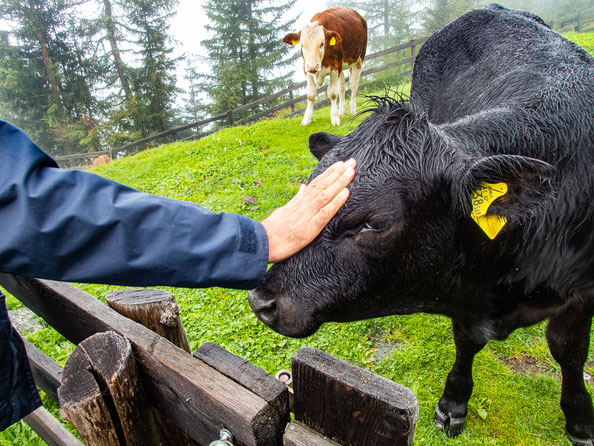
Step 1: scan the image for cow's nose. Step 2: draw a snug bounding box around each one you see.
[247,289,277,325]
[306,64,319,74]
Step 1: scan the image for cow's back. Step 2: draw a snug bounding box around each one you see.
[411,4,593,167]
[312,8,367,64]
[411,5,593,127]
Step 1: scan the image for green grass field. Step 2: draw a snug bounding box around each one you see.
[1,32,593,446]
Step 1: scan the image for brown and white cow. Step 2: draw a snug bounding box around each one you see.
[283,8,367,126]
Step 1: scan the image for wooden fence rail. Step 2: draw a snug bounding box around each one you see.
[1,274,418,445]
[54,37,427,169]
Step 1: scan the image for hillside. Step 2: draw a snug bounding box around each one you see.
[2,33,593,446]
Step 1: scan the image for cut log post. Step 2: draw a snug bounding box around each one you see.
[194,341,290,445]
[106,288,197,445]
[291,347,418,446]
[24,406,83,446]
[283,421,339,446]
[58,331,161,446]
[106,289,190,353]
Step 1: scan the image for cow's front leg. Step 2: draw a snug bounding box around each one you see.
[301,74,317,126]
[348,61,362,115]
[328,70,341,126]
[338,71,346,116]
[435,321,486,437]
[546,299,594,445]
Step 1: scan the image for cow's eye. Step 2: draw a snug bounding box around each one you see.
[319,43,324,48]
[360,221,388,233]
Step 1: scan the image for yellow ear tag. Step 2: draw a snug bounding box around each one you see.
[329,36,336,46]
[292,39,299,45]
[470,182,508,239]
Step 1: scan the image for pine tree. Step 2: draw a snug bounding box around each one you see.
[200,0,298,117]
[125,0,179,137]
[0,0,98,155]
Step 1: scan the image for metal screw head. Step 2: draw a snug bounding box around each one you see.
[208,429,234,446]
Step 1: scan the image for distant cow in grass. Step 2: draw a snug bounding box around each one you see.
[283,7,367,126]
[90,155,111,168]
[253,4,594,444]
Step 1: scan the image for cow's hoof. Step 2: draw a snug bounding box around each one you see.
[331,117,341,126]
[568,434,594,446]
[300,120,311,126]
[435,403,466,437]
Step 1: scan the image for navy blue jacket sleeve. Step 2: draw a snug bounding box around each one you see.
[0,121,269,289]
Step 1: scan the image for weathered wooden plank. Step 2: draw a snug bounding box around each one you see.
[23,339,62,403]
[59,331,161,446]
[283,422,339,446]
[291,347,418,446]
[194,341,290,445]
[23,406,83,446]
[106,289,190,353]
[0,275,284,445]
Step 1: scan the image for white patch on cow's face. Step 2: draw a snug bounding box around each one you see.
[300,22,325,74]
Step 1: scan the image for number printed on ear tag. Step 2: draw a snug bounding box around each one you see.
[470,182,508,239]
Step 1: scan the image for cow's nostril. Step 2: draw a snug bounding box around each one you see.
[247,290,278,324]
[257,302,277,324]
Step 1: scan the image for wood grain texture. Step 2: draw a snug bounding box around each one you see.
[291,347,418,446]
[59,331,161,446]
[23,339,62,403]
[282,421,339,446]
[23,407,83,446]
[106,289,190,353]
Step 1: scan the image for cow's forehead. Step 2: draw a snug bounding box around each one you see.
[300,22,325,49]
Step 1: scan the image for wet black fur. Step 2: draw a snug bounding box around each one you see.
[250,4,594,442]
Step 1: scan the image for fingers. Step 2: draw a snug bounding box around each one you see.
[305,158,356,198]
[311,187,351,228]
[313,161,355,208]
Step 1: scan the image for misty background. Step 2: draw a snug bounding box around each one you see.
[0,0,591,158]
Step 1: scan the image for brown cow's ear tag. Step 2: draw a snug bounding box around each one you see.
[291,39,299,45]
[329,36,336,46]
[470,182,508,239]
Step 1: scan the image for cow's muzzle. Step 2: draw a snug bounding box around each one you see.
[247,288,320,338]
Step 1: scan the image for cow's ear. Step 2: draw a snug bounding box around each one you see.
[325,30,342,46]
[283,32,300,46]
[309,132,345,160]
[456,155,555,238]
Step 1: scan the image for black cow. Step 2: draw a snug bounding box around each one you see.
[249,4,594,444]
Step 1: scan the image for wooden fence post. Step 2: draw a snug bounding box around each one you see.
[106,288,197,445]
[106,289,190,353]
[290,347,418,446]
[58,331,161,446]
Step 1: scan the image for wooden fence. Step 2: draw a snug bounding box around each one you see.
[54,36,428,169]
[0,274,419,445]
[549,7,594,32]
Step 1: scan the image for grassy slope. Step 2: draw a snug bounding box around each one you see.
[2,33,593,445]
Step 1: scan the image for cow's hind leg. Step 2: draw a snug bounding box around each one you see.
[435,321,486,437]
[546,300,594,445]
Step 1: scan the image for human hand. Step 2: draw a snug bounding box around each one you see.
[261,158,356,263]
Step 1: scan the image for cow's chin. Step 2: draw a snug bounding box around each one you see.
[247,289,322,338]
